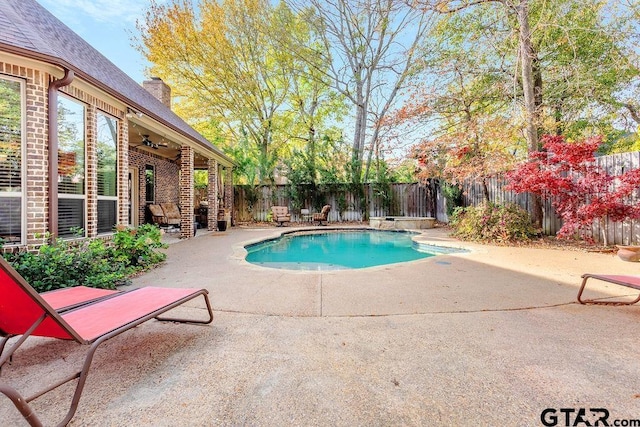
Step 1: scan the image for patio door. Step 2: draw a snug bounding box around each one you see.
[128,167,139,227]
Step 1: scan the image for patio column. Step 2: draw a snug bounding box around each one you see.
[207,159,219,231]
[224,167,233,226]
[117,118,129,226]
[179,146,194,239]
[85,105,98,238]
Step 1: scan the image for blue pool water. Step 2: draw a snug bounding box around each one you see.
[245,230,454,270]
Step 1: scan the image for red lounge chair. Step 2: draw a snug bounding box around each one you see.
[0,257,213,427]
[41,286,120,311]
[577,274,640,305]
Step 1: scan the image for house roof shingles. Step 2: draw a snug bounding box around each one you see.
[0,0,231,165]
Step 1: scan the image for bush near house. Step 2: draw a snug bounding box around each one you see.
[2,224,167,293]
[450,203,537,243]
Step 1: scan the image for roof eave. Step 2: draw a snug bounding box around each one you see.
[0,43,234,167]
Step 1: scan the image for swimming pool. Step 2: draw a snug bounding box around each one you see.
[245,229,461,270]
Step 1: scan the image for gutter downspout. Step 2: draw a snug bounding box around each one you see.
[48,68,74,238]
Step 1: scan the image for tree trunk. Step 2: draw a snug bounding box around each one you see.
[516,0,543,228]
[351,100,367,184]
[600,217,608,247]
[482,178,491,203]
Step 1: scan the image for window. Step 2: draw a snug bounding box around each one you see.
[57,96,85,238]
[97,113,117,233]
[0,77,24,244]
[145,165,155,203]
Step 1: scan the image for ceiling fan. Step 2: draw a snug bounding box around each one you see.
[141,135,169,150]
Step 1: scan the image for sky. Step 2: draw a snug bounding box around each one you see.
[38,0,153,84]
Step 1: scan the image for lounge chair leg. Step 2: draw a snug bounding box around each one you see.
[155,292,214,324]
[577,276,640,305]
[0,334,16,371]
[0,385,43,427]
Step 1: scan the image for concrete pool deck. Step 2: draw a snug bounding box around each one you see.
[2,225,640,425]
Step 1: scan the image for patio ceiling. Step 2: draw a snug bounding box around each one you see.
[128,121,212,169]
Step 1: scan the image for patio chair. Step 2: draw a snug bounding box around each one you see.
[577,273,640,305]
[41,286,120,312]
[160,202,181,226]
[313,205,331,226]
[271,206,291,227]
[148,204,167,226]
[0,257,213,427]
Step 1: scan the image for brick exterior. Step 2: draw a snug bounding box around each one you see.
[225,167,234,225]
[179,146,194,238]
[142,78,171,109]
[2,62,49,245]
[1,60,130,247]
[118,120,129,226]
[85,104,97,237]
[1,59,230,249]
[207,159,219,231]
[128,149,180,226]
[60,84,126,239]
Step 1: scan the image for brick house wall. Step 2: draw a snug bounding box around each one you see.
[58,83,126,239]
[179,146,193,238]
[0,62,50,242]
[128,148,180,226]
[1,62,49,245]
[1,59,129,247]
[1,59,230,249]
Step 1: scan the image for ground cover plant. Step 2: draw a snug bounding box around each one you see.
[2,224,167,293]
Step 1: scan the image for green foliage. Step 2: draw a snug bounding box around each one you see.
[194,170,208,190]
[598,132,640,155]
[336,192,348,218]
[112,223,167,268]
[4,236,127,292]
[441,182,464,216]
[449,203,537,243]
[3,225,167,293]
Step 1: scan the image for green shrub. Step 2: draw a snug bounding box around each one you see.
[2,224,167,293]
[441,182,464,216]
[4,236,129,292]
[112,223,167,268]
[450,203,537,243]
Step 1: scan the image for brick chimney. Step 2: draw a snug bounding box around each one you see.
[143,77,171,109]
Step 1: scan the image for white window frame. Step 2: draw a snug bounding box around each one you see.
[57,94,87,238]
[96,111,118,235]
[0,75,26,246]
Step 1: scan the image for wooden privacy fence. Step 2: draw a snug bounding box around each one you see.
[232,151,640,245]
[462,151,640,245]
[233,182,444,223]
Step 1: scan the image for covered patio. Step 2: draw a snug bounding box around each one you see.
[125,95,234,239]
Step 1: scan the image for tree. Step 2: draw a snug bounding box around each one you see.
[506,135,640,246]
[386,16,522,200]
[137,0,348,185]
[407,0,639,225]
[288,0,432,184]
[137,0,298,184]
[273,3,348,186]
[411,116,519,201]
